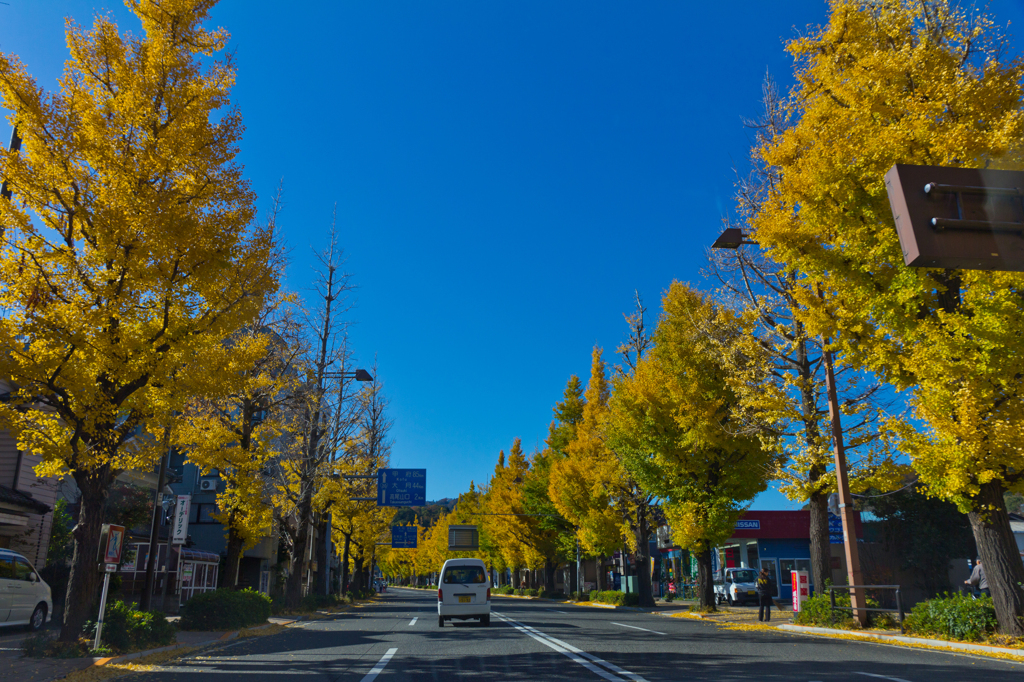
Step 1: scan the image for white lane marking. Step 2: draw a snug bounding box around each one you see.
[855,674,912,682]
[611,622,666,636]
[547,609,568,613]
[494,614,623,681]
[360,647,398,682]
[493,611,649,682]
[409,617,418,626]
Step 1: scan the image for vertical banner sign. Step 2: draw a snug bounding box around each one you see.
[172,495,191,545]
[791,570,810,612]
[828,513,844,544]
[377,469,427,507]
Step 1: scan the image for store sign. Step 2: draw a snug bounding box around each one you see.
[172,495,191,545]
[735,519,760,530]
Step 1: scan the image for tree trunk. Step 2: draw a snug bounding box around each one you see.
[635,511,655,608]
[60,470,111,641]
[695,546,715,611]
[340,533,351,595]
[315,516,329,595]
[544,558,556,594]
[224,513,244,589]
[808,490,831,596]
[968,480,1024,636]
[285,491,314,607]
[597,556,605,591]
[353,555,364,593]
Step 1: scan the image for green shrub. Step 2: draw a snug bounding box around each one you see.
[570,591,590,601]
[80,601,175,653]
[793,590,887,629]
[904,593,998,642]
[664,593,675,602]
[301,593,341,611]
[495,585,514,595]
[590,590,632,606]
[180,589,271,631]
[525,588,539,597]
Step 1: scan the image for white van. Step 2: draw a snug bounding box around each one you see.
[437,558,490,627]
[0,549,52,630]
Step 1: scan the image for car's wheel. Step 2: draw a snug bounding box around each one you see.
[726,596,734,607]
[438,615,444,628]
[28,604,46,632]
[481,615,490,627]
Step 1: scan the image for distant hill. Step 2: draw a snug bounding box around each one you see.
[391,497,458,528]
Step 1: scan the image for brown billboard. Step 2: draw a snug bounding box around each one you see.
[884,164,1024,271]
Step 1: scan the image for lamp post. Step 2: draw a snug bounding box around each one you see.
[320,369,373,593]
[712,229,868,625]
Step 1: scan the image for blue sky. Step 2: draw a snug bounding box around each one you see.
[4,1,1024,509]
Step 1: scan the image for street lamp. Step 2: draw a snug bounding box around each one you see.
[712,228,868,626]
[323,369,374,381]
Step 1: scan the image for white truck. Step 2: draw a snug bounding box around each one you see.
[714,567,760,606]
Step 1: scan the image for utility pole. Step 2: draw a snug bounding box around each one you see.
[822,345,868,625]
[141,428,172,610]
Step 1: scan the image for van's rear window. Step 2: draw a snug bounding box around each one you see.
[442,566,487,584]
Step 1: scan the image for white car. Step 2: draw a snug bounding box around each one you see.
[714,567,760,606]
[0,549,52,631]
[437,558,490,627]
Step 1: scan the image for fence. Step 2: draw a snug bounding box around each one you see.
[829,584,906,632]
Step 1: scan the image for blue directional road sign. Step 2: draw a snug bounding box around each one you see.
[391,526,418,549]
[377,468,426,507]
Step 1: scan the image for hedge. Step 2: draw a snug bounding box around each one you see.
[904,593,998,641]
[180,588,271,631]
[589,590,640,607]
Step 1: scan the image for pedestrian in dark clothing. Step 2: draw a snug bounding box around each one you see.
[756,568,773,622]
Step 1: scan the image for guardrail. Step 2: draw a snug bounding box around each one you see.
[829,584,905,633]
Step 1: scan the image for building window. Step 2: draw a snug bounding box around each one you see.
[193,504,219,524]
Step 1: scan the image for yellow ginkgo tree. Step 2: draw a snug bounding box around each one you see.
[608,283,776,610]
[0,0,277,640]
[751,0,1024,633]
[177,300,300,590]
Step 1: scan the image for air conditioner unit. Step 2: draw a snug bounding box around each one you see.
[199,478,217,492]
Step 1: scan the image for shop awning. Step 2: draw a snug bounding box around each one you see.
[179,548,220,563]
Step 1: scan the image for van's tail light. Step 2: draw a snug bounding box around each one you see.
[438,588,442,602]
[486,588,491,601]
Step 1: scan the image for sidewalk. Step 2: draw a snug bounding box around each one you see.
[0,617,302,682]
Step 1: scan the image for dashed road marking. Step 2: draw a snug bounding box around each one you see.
[611,622,666,636]
[855,674,912,682]
[494,611,648,682]
[360,647,398,682]
[409,617,418,626]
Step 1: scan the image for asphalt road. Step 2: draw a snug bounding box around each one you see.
[123,587,1024,681]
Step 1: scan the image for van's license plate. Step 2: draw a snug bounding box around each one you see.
[748,591,756,596]
[459,596,471,603]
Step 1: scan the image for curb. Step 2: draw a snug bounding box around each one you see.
[776,624,1024,660]
[93,621,283,668]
